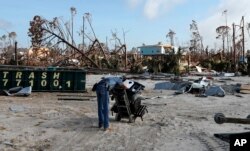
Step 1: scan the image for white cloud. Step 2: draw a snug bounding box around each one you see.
[144,0,185,19]
[0,19,12,32]
[127,0,143,9]
[127,0,185,19]
[199,0,250,49]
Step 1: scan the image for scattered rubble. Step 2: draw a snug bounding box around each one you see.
[9,105,26,113]
[3,86,32,96]
[154,75,250,97]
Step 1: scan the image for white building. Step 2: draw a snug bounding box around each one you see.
[138,44,178,56]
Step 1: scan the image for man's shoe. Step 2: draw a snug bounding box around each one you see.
[98,123,103,128]
[104,127,112,131]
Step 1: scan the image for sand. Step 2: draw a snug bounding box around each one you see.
[0,74,250,151]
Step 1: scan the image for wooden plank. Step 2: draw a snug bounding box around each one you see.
[58,98,91,101]
[240,89,250,94]
[240,84,250,90]
[57,94,95,97]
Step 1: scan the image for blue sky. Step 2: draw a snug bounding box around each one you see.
[0,0,250,50]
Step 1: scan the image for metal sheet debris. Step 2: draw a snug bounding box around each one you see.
[205,86,225,97]
[3,86,32,96]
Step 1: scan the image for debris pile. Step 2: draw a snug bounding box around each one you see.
[3,86,32,96]
[154,76,250,97]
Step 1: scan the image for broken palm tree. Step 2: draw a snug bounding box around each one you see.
[27,15,138,72]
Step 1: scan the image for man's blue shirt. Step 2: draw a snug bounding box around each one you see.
[104,77,123,90]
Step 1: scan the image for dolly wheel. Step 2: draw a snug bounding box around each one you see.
[214,113,225,124]
[128,115,135,123]
[214,113,226,124]
[115,113,121,121]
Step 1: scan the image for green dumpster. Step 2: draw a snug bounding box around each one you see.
[0,66,86,92]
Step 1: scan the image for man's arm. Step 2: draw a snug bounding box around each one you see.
[120,84,128,89]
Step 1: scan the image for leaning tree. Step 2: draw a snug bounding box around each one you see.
[28,15,110,68]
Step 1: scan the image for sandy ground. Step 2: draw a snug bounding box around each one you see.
[0,74,250,151]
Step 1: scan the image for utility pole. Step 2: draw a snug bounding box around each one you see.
[14,41,18,65]
[242,16,245,63]
[71,13,73,45]
[70,7,76,45]
[222,35,225,56]
[70,7,76,56]
[223,10,230,54]
[232,23,236,71]
[82,15,85,52]
[124,44,127,71]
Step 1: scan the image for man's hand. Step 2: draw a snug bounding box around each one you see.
[121,84,128,89]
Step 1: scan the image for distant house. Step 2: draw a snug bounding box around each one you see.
[239,56,248,63]
[138,44,190,73]
[138,44,177,56]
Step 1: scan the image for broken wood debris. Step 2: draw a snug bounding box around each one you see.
[57,94,95,101]
[142,103,167,106]
[57,98,91,101]
[57,94,96,97]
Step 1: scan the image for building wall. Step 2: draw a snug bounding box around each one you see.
[139,46,164,55]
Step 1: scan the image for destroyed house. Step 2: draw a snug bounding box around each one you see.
[138,44,176,56]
